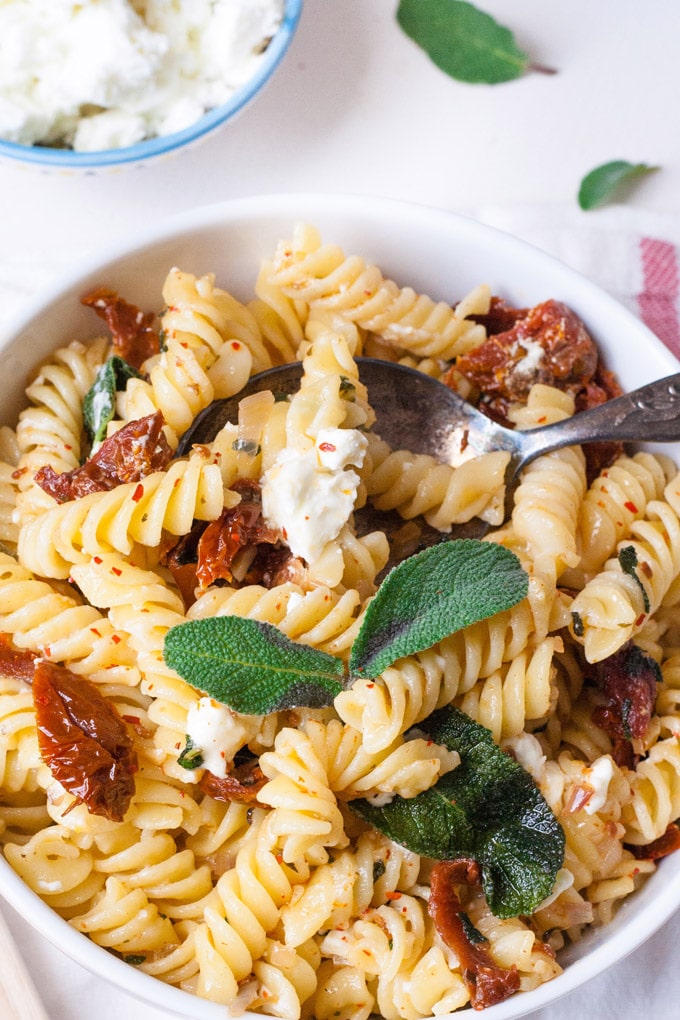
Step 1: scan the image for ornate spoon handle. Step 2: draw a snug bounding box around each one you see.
[516,372,680,468]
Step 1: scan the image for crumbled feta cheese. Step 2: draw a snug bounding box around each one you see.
[582,755,614,815]
[185,696,250,778]
[0,0,283,151]
[261,427,368,564]
[511,338,546,378]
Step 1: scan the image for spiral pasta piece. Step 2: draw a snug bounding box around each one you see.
[569,476,680,662]
[258,726,349,866]
[14,338,108,524]
[622,735,680,845]
[267,224,490,359]
[564,452,674,584]
[0,552,140,686]
[454,638,559,742]
[17,449,227,578]
[366,441,510,530]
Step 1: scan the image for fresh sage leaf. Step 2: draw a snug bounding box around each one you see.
[350,705,565,918]
[397,0,531,84]
[578,160,659,210]
[83,356,143,444]
[618,544,651,613]
[163,616,345,715]
[177,735,204,770]
[349,540,528,679]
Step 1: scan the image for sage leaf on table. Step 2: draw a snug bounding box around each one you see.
[350,705,565,918]
[163,616,346,715]
[83,356,143,444]
[349,540,529,679]
[578,160,659,210]
[397,0,535,84]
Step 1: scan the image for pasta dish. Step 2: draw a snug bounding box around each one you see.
[1,223,679,1018]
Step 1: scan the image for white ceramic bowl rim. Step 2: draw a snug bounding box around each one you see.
[1,192,680,1020]
[0,0,302,169]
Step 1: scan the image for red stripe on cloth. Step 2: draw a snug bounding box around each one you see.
[638,237,680,359]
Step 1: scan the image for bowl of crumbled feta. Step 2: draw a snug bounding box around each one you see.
[0,0,301,170]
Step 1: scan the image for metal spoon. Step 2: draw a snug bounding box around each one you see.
[177,358,680,548]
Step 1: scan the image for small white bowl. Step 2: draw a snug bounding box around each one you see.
[0,1,302,174]
[1,194,680,1019]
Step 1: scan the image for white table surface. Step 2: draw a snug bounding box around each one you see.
[2,2,680,1018]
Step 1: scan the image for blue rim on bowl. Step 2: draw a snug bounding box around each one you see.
[0,0,302,171]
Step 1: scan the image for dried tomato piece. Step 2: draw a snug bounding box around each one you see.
[82,287,160,370]
[35,411,173,502]
[428,859,520,1010]
[455,299,599,422]
[33,659,138,822]
[198,758,266,804]
[469,296,528,335]
[195,479,280,590]
[0,634,37,681]
[627,823,680,861]
[590,642,661,766]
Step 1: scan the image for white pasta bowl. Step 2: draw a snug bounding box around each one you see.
[1,193,680,1020]
[0,0,301,173]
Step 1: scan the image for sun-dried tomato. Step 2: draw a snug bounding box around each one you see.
[82,287,160,370]
[194,479,280,588]
[427,859,520,1010]
[589,642,661,766]
[35,411,173,502]
[198,758,267,804]
[32,659,138,821]
[469,296,528,335]
[627,823,680,861]
[0,634,37,681]
[455,299,599,422]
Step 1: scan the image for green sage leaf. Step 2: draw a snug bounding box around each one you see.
[349,540,528,679]
[618,544,651,613]
[350,705,564,918]
[578,160,659,210]
[163,616,345,715]
[83,356,143,445]
[397,0,529,84]
[177,735,204,770]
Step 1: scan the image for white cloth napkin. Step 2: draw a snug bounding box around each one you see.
[2,204,680,1020]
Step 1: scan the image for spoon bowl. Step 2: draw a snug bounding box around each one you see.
[178,355,680,487]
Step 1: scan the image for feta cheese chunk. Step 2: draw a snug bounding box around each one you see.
[261,427,368,564]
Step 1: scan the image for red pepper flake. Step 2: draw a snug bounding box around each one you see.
[318,442,337,453]
[635,614,646,627]
[111,634,122,644]
[624,501,639,514]
[385,891,402,901]
[111,567,123,576]
[132,483,144,503]
[90,628,102,638]
[93,556,103,564]
[231,341,241,351]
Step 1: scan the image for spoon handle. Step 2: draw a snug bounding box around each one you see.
[517,371,680,465]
